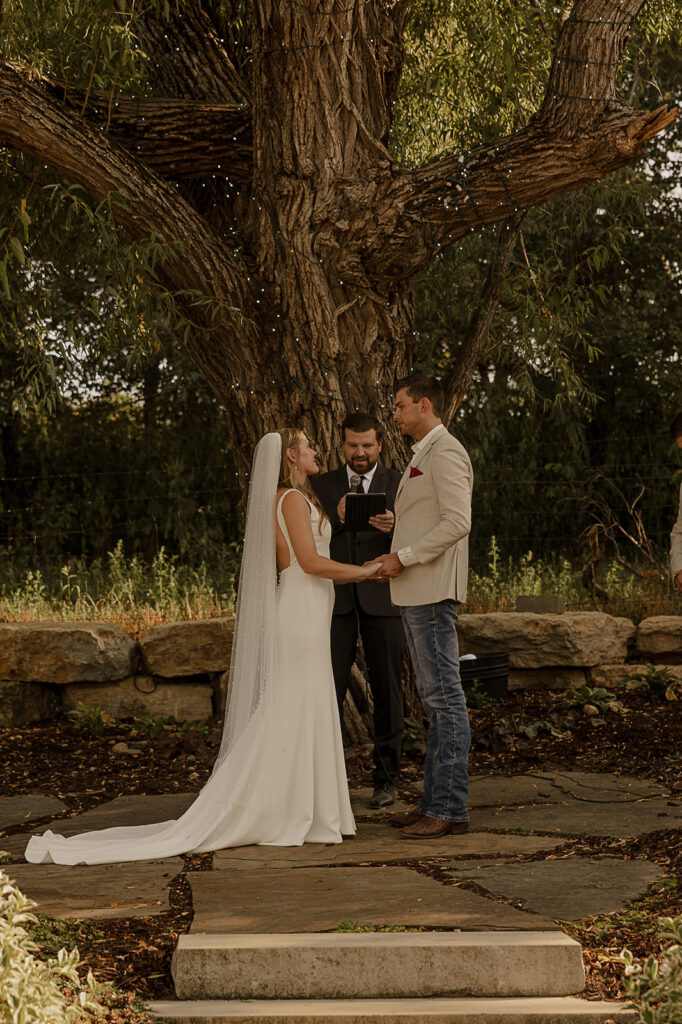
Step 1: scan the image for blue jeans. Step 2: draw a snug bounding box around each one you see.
[400,600,470,823]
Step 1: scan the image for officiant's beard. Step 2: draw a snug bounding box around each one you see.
[348,453,376,473]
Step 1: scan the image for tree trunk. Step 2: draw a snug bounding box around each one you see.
[0,1,675,473]
[0,0,676,735]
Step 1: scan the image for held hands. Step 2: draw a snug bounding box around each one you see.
[358,560,385,581]
[366,552,405,581]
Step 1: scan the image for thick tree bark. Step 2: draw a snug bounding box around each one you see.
[0,0,676,474]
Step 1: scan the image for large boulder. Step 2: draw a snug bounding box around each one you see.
[0,679,59,726]
[636,617,682,660]
[589,662,682,687]
[0,622,134,684]
[457,612,635,668]
[140,617,234,677]
[62,676,214,721]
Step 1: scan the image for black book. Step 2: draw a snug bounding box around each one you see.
[345,492,386,531]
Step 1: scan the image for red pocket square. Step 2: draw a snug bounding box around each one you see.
[409,466,423,478]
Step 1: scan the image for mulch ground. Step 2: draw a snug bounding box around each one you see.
[2,686,681,1018]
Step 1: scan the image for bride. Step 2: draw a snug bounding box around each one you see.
[25,429,381,865]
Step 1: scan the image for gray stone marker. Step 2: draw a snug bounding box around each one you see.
[472,798,682,837]
[213,823,562,871]
[8,858,182,919]
[188,866,557,933]
[447,857,664,920]
[0,794,66,831]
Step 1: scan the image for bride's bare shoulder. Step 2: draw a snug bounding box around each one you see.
[276,487,308,510]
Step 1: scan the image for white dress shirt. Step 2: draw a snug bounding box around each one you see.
[346,462,379,492]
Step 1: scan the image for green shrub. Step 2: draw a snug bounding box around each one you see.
[621,915,682,1023]
[625,667,682,703]
[0,868,104,1023]
[566,685,626,715]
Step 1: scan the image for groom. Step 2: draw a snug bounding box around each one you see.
[374,374,473,839]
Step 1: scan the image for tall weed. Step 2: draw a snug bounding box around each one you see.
[0,536,678,635]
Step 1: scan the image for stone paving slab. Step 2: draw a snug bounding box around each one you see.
[0,794,67,831]
[447,857,664,920]
[1,794,198,863]
[0,833,31,861]
[472,798,682,837]
[438,773,665,808]
[213,824,562,871]
[467,777,562,807]
[536,772,665,803]
[350,789,410,818]
[26,793,198,837]
[188,867,557,933]
[7,857,182,919]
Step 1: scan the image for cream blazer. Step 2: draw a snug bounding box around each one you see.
[390,429,473,607]
[671,482,682,577]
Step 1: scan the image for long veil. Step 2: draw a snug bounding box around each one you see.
[214,431,281,767]
[25,433,285,864]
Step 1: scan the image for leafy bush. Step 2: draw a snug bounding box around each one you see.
[66,702,117,735]
[625,667,682,703]
[466,537,681,622]
[566,685,626,715]
[621,915,682,1023]
[0,868,105,1023]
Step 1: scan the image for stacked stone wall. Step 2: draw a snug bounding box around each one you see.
[1,612,681,726]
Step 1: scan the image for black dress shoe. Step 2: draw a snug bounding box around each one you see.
[370,784,395,808]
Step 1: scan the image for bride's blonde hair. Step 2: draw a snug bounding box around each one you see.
[277,427,328,531]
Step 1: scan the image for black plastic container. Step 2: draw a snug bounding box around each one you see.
[460,652,509,701]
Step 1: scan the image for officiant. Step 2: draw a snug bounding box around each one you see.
[312,412,404,808]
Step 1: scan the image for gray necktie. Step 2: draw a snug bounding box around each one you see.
[350,474,365,493]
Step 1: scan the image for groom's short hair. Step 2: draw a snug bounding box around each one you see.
[341,412,383,441]
[397,374,444,418]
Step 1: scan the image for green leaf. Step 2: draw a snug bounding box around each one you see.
[9,236,25,266]
[0,256,10,300]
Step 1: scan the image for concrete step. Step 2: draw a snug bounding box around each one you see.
[171,931,585,1000]
[148,996,635,1023]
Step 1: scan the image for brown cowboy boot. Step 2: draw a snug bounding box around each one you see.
[389,808,423,828]
[400,815,470,839]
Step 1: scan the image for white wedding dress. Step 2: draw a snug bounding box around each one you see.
[25,443,355,865]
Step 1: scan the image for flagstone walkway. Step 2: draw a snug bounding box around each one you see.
[0,771,672,931]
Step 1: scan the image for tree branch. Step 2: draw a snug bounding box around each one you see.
[42,78,252,181]
[369,0,677,282]
[0,64,261,389]
[442,212,525,427]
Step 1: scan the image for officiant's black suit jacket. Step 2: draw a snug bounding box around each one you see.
[312,463,402,618]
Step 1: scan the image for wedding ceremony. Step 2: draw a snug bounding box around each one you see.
[0,1,681,1022]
